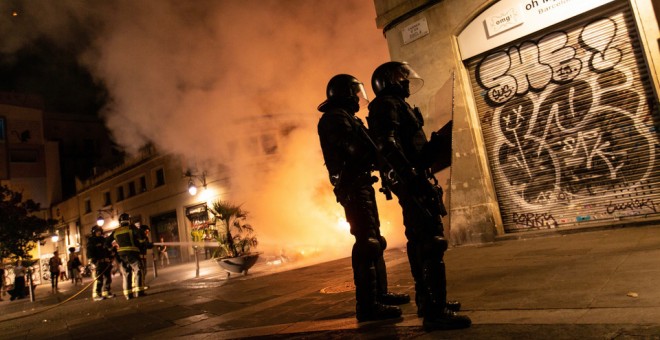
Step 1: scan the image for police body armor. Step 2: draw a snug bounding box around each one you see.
[318,106,376,202]
[368,94,447,220]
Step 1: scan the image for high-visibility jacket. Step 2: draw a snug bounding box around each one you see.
[108,225,140,254]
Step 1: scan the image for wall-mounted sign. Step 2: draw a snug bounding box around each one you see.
[458,0,615,59]
[186,203,207,216]
[402,17,430,44]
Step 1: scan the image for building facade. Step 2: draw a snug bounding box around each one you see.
[49,113,295,268]
[373,0,660,244]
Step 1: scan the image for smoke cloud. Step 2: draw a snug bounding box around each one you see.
[1,0,407,262]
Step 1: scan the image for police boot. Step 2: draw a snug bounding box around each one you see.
[423,306,471,331]
[379,292,411,305]
[352,242,400,322]
[419,298,461,315]
[446,300,461,312]
[356,303,402,322]
[374,248,411,306]
[415,286,428,317]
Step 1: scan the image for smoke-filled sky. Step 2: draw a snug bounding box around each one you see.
[0,0,407,261]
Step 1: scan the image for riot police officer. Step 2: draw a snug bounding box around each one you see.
[367,61,471,331]
[87,225,115,301]
[105,213,146,299]
[318,74,409,322]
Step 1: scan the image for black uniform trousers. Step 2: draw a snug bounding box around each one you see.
[392,179,448,316]
[339,184,389,309]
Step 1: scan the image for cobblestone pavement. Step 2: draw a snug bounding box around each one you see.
[1,224,659,339]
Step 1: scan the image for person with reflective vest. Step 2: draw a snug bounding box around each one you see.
[87,225,115,301]
[105,213,146,299]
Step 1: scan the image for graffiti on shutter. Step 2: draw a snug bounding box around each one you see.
[466,2,660,232]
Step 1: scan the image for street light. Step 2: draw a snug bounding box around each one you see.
[185,170,207,196]
[96,208,115,227]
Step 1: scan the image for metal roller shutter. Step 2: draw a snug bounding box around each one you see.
[465,1,660,232]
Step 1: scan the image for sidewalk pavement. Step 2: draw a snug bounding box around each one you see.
[1,223,659,339]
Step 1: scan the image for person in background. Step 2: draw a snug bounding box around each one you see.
[158,237,169,267]
[87,225,116,301]
[105,213,146,299]
[68,247,83,285]
[49,250,62,293]
[59,263,68,281]
[10,259,26,301]
[137,223,154,294]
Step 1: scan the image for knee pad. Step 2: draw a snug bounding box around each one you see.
[423,236,448,257]
[353,237,382,260]
[378,235,387,251]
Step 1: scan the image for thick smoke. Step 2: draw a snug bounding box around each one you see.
[1,0,407,261]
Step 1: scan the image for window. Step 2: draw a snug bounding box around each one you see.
[128,181,136,197]
[117,186,125,201]
[84,199,92,214]
[139,176,147,192]
[155,168,165,187]
[103,191,111,206]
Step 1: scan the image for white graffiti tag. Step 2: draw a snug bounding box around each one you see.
[477,31,581,105]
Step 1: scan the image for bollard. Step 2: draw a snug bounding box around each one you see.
[194,246,200,278]
[152,254,158,278]
[28,268,35,302]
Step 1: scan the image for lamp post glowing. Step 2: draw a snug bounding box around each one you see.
[185,171,206,196]
[96,209,115,227]
[188,179,198,196]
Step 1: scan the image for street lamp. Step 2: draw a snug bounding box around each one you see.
[96,208,115,227]
[185,170,207,196]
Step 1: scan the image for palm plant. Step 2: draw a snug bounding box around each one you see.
[209,200,258,258]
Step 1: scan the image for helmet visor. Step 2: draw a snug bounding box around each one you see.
[352,82,369,108]
[395,64,424,95]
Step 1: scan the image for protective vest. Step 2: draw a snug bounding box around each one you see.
[318,105,376,187]
[367,94,428,170]
[87,235,110,261]
[113,226,140,254]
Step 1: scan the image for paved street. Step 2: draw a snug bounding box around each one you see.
[1,224,660,339]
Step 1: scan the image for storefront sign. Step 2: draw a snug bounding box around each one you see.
[458,0,615,59]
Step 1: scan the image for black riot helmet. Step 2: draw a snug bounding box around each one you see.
[91,225,103,235]
[371,61,424,97]
[118,213,131,226]
[317,74,369,113]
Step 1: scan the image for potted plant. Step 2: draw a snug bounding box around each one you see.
[209,200,260,276]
